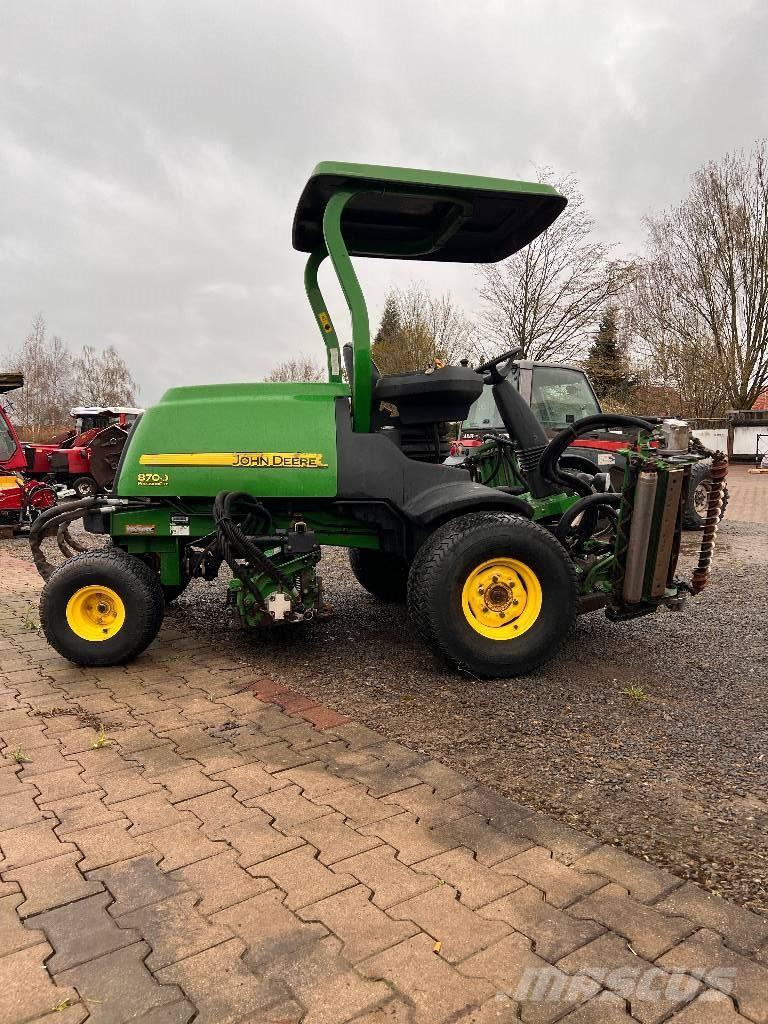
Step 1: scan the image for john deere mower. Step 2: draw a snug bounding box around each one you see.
[31,162,726,677]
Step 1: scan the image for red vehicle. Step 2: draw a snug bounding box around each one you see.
[25,406,142,497]
[0,374,56,533]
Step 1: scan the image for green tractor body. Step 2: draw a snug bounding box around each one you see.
[32,162,726,677]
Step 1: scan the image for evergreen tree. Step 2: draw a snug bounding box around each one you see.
[585,305,636,407]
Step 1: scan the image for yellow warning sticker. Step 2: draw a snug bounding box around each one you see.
[139,452,328,469]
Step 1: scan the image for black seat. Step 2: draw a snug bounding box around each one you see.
[374,366,483,425]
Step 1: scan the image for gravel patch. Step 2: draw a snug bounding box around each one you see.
[7,519,767,913]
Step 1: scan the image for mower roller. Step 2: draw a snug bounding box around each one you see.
[31,162,726,677]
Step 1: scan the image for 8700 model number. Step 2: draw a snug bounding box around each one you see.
[137,472,169,486]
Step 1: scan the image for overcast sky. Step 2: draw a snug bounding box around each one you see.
[2,0,767,403]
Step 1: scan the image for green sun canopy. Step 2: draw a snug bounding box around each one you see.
[293,161,566,263]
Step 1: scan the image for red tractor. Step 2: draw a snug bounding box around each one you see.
[0,374,56,535]
[24,405,143,497]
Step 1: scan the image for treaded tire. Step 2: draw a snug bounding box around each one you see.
[683,462,730,530]
[40,548,165,666]
[72,476,98,498]
[407,512,578,678]
[348,548,408,603]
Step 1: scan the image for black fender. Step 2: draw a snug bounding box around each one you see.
[403,482,533,526]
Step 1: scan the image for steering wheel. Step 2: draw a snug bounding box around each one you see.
[475,347,524,384]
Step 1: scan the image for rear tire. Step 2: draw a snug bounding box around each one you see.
[683,463,729,530]
[407,512,577,678]
[40,549,164,666]
[348,548,408,603]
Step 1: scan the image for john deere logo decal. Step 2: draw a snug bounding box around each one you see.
[139,452,328,469]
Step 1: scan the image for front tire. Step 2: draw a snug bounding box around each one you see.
[40,549,165,666]
[348,548,408,603]
[407,513,577,678]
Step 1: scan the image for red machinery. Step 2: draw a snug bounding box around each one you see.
[24,405,143,497]
[0,374,56,534]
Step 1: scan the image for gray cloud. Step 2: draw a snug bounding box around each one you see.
[1,0,766,402]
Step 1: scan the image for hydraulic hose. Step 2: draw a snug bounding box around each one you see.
[539,414,656,493]
[213,491,296,605]
[554,491,622,543]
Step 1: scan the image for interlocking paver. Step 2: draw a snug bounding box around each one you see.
[553,991,639,1022]
[176,787,264,831]
[216,814,303,867]
[0,891,44,954]
[384,783,468,827]
[30,890,140,972]
[478,884,605,961]
[56,941,193,1024]
[119,892,233,969]
[459,932,601,1024]
[0,943,80,1024]
[111,791,199,836]
[559,932,699,1024]
[655,881,768,954]
[266,935,390,1024]
[156,937,298,1024]
[144,822,228,870]
[495,846,603,908]
[416,847,523,909]
[311,780,402,825]
[435,812,532,866]
[252,844,356,909]
[299,884,418,962]
[89,854,188,915]
[360,932,496,1023]
[247,783,333,828]
[657,928,768,1024]
[96,767,161,804]
[151,765,227,803]
[334,845,437,909]
[412,759,476,797]
[286,811,382,864]
[0,819,76,868]
[47,791,125,832]
[4,851,104,916]
[390,883,512,962]
[171,850,272,915]
[209,761,287,800]
[569,882,694,960]
[360,811,459,865]
[573,845,682,902]
[214,887,326,962]
[0,789,46,831]
[340,760,421,797]
[664,991,752,1022]
[62,818,153,870]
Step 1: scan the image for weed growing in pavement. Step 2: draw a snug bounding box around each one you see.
[622,685,648,701]
[10,745,30,763]
[22,604,39,631]
[91,724,111,749]
[52,999,71,1012]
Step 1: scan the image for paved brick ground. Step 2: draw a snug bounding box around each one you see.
[2,550,768,1023]
[725,465,768,524]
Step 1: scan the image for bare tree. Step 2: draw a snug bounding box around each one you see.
[72,344,138,406]
[476,168,634,363]
[371,283,476,374]
[265,353,325,382]
[631,142,768,411]
[2,315,75,434]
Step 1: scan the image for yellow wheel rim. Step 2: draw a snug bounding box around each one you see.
[65,585,126,642]
[461,557,543,640]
